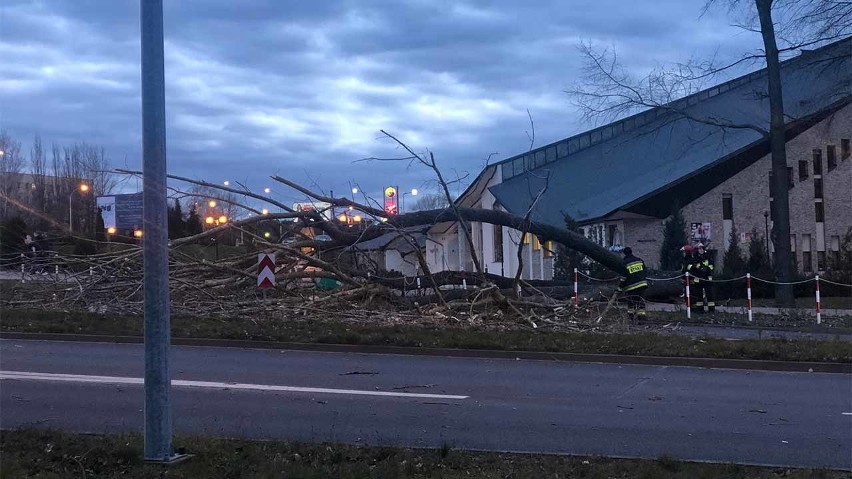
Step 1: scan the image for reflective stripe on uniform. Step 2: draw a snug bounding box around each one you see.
[623,280,648,292]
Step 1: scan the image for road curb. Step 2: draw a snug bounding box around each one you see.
[2,331,850,374]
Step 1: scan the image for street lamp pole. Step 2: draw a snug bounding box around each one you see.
[141,0,182,464]
[68,184,89,233]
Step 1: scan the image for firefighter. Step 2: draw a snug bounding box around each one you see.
[618,247,649,320]
[687,243,715,313]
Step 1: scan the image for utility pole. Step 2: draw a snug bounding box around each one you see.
[141,0,183,463]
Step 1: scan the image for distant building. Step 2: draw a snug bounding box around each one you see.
[427,38,851,278]
[0,172,94,230]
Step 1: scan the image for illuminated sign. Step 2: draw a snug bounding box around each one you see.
[384,186,398,215]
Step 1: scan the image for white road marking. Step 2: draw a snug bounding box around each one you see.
[842,412,852,416]
[0,371,469,400]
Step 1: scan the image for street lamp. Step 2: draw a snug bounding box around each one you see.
[223,181,230,186]
[69,183,90,232]
[208,200,217,208]
[263,187,271,194]
[261,208,269,215]
[401,188,418,213]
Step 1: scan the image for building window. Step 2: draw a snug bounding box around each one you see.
[813,149,823,175]
[493,224,503,262]
[817,251,826,271]
[722,194,733,220]
[827,145,837,171]
[842,139,850,160]
[801,234,812,273]
[814,178,823,199]
[533,235,542,251]
[831,235,841,266]
[544,240,555,258]
[607,224,618,247]
[522,232,530,244]
[815,201,825,222]
[798,160,809,180]
[787,167,794,189]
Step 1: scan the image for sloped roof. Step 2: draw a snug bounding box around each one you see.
[489,37,852,226]
[350,226,428,254]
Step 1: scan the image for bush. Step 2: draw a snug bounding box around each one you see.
[659,208,688,271]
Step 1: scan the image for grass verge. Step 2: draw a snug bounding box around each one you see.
[0,429,845,479]
[2,309,850,363]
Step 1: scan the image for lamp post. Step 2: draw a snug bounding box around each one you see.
[205,215,228,260]
[401,188,418,213]
[69,183,90,232]
[763,210,770,262]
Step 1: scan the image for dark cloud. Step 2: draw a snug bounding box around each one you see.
[0,0,763,207]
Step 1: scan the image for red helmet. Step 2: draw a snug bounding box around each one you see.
[680,244,694,253]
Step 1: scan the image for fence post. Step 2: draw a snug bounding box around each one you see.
[815,275,821,325]
[746,273,753,322]
[462,278,467,290]
[685,272,691,319]
[89,266,94,277]
[573,268,579,306]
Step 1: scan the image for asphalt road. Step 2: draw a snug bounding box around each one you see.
[1,339,850,470]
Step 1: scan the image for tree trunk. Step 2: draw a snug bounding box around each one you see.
[756,0,795,307]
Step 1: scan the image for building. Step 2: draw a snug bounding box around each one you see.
[427,38,851,278]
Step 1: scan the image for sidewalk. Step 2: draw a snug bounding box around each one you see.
[646,302,852,318]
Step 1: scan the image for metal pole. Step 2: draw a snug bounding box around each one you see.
[141,0,176,463]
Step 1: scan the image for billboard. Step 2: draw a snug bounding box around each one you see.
[97,193,143,230]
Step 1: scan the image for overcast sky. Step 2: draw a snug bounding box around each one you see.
[0,0,765,208]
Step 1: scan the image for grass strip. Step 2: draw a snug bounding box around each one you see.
[1,429,845,479]
[2,309,850,363]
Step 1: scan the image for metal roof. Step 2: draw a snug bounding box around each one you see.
[489,38,852,227]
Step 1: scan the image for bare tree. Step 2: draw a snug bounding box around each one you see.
[0,131,25,218]
[29,134,48,228]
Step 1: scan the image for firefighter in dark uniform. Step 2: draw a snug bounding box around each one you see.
[619,247,649,320]
[687,243,715,313]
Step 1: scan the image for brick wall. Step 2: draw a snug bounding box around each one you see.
[680,103,852,272]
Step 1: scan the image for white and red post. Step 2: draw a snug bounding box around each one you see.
[746,273,753,322]
[573,268,579,307]
[815,275,822,325]
[685,272,691,319]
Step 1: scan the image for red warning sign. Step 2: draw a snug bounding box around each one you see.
[257,253,276,289]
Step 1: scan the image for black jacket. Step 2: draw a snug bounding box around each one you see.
[621,254,649,292]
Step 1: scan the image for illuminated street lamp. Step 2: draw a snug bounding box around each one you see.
[351,187,358,194]
[263,231,271,239]
[134,230,143,238]
[263,187,271,194]
[107,227,117,235]
[218,215,227,224]
[69,183,90,233]
[205,216,214,225]
[223,181,230,186]
[261,208,269,215]
[401,188,418,213]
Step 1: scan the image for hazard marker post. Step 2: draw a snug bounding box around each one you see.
[258,253,276,299]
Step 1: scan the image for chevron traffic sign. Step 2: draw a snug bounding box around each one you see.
[257,253,276,289]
